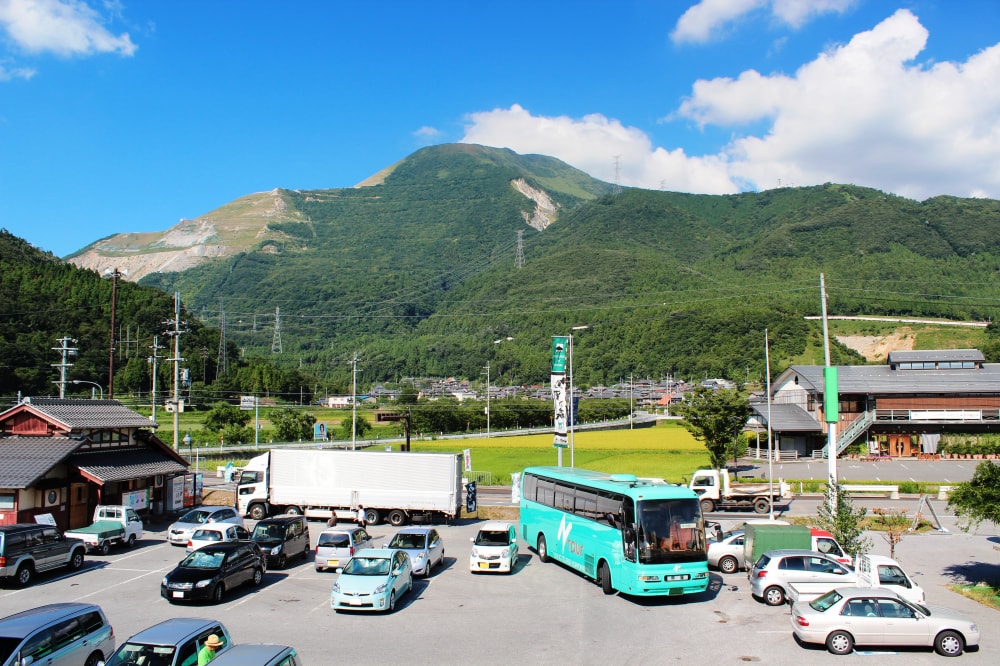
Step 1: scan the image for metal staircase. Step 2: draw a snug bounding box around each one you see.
[820,410,874,458]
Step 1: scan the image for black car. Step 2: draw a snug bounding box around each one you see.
[161,541,265,604]
[250,515,311,568]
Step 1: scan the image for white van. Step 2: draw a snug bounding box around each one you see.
[856,553,925,604]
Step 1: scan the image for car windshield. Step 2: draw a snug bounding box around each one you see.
[181,549,225,568]
[343,556,391,576]
[252,523,285,540]
[179,509,211,524]
[474,530,509,546]
[192,529,223,541]
[104,643,176,666]
[389,533,427,549]
[317,533,349,547]
[810,590,843,612]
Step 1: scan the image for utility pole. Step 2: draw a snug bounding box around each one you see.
[148,336,163,425]
[483,362,491,438]
[51,336,78,398]
[104,268,125,398]
[165,293,186,450]
[349,352,360,450]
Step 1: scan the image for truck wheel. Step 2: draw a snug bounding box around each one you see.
[284,505,303,517]
[700,498,715,513]
[719,556,739,574]
[249,504,267,521]
[125,534,136,548]
[387,510,407,527]
[753,498,771,514]
[69,549,85,570]
[764,585,785,606]
[98,540,111,556]
[365,508,380,526]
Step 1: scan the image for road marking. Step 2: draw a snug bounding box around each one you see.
[71,565,173,602]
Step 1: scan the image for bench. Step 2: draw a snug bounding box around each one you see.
[842,484,899,499]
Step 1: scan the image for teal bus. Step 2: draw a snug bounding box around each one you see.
[519,466,709,597]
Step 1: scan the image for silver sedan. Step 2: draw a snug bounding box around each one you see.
[790,587,980,656]
[707,529,744,573]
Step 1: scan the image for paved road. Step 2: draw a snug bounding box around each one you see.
[741,458,983,484]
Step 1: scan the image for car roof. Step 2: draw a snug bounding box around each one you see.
[255,515,303,525]
[186,540,250,553]
[353,548,396,558]
[763,548,838,558]
[824,587,904,600]
[319,527,361,536]
[208,644,295,664]
[0,604,102,636]
[394,526,433,534]
[478,521,513,531]
[123,618,227,645]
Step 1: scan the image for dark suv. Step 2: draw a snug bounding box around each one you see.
[0,523,87,587]
[250,515,311,569]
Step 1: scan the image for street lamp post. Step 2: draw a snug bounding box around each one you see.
[71,380,103,399]
[486,337,514,439]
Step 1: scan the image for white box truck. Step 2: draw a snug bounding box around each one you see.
[236,449,463,526]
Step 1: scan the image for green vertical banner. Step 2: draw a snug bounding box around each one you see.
[551,337,568,373]
[824,366,839,423]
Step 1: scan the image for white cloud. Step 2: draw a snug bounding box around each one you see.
[0,60,35,80]
[0,0,136,57]
[672,0,855,44]
[460,10,1000,202]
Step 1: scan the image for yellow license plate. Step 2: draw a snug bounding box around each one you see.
[479,562,490,569]
[328,560,339,567]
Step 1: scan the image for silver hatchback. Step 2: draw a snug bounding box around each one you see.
[749,549,856,606]
[314,527,372,572]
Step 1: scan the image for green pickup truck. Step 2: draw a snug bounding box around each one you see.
[65,505,144,554]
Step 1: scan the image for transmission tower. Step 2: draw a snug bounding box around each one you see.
[613,155,622,196]
[272,307,283,354]
[216,301,228,378]
[515,230,524,269]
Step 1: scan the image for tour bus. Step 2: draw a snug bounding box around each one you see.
[520,466,709,597]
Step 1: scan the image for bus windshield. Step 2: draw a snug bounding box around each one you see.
[635,498,706,564]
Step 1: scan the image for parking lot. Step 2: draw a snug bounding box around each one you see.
[1,513,997,665]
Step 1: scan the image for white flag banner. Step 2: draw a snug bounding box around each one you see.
[552,372,568,446]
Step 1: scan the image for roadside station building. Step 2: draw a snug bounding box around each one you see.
[752,349,1000,460]
[0,397,190,528]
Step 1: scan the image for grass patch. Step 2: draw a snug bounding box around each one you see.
[948,583,1000,611]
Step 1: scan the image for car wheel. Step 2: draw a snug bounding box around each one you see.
[934,630,965,657]
[719,556,739,574]
[276,554,287,569]
[388,591,396,613]
[407,576,413,594]
[598,561,614,595]
[84,651,103,666]
[764,585,785,606]
[98,540,111,556]
[69,550,85,570]
[537,535,549,563]
[252,567,264,586]
[15,564,33,587]
[125,534,136,548]
[825,630,854,655]
[249,504,267,521]
[212,584,225,604]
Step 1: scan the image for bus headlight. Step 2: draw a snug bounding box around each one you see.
[638,575,661,582]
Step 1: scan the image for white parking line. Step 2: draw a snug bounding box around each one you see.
[71,566,173,602]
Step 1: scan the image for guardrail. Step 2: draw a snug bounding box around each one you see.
[842,484,899,499]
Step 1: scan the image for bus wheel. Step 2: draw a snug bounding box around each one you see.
[598,561,614,595]
[537,535,550,563]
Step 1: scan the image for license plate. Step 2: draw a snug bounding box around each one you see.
[479,562,490,569]
[666,574,690,581]
[349,599,363,606]
[172,591,185,599]
[328,560,339,567]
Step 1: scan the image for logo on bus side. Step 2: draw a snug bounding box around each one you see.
[558,515,584,556]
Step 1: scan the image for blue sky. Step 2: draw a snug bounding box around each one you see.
[2,0,1000,258]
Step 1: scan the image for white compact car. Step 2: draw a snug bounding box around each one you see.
[469,521,518,573]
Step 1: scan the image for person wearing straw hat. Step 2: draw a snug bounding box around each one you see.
[198,634,224,665]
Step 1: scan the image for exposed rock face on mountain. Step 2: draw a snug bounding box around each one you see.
[67,188,311,280]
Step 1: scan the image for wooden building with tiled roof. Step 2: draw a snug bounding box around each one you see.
[0,398,189,529]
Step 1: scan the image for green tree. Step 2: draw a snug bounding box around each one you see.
[337,414,371,440]
[270,407,317,441]
[816,483,872,558]
[948,460,1000,530]
[675,386,753,470]
[203,402,251,431]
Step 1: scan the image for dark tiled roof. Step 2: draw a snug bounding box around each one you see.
[783,363,1000,395]
[69,447,188,483]
[751,403,823,432]
[18,398,157,429]
[887,349,984,363]
[0,436,85,488]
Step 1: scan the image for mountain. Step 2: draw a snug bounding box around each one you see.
[52,144,1000,389]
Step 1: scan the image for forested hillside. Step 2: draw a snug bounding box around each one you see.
[10,144,1000,396]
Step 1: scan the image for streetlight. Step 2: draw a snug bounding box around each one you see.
[71,380,104,399]
[485,337,514,438]
[568,325,589,468]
